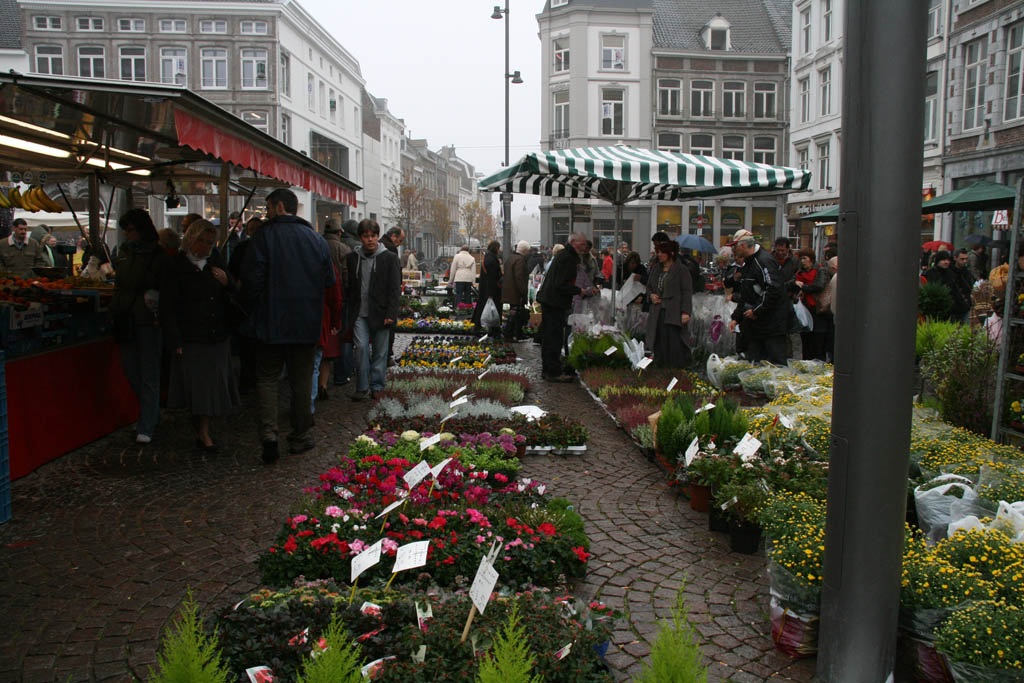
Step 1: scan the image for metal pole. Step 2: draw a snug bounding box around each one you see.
[610,202,621,320]
[219,163,231,243]
[818,1,926,681]
[501,0,512,260]
[990,176,1024,440]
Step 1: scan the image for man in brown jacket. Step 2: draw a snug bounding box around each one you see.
[0,219,47,277]
[502,240,531,341]
[324,218,353,386]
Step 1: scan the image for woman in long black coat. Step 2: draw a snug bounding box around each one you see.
[645,240,694,368]
[472,240,503,334]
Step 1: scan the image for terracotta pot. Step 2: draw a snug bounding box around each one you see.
[689,484,711,513]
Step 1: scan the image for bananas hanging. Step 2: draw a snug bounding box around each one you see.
[0,185,64,212]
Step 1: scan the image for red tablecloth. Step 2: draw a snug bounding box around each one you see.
[6,338,139,479]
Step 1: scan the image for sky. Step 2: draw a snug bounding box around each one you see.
[302,0,545,240]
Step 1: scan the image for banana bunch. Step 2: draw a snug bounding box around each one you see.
[0,185,64,212]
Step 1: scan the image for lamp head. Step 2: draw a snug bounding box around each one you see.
[510,70,523,84]
[491,6,503,19]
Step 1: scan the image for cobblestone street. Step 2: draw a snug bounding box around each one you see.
[0,337,815,682]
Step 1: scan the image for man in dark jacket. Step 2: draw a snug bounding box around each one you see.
[241,189,335,463]
[727,229,789,365]
[324,219,354,386]
[536,233,594,381]
[502,240,531,341]
[773,237,798,288]
[345,219,401,401]
[926,250,972,323]
[381,227,404,254]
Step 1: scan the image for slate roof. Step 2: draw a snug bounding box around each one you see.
[653,0,791,54]
[0,0,21,50]
[541,0,654,13]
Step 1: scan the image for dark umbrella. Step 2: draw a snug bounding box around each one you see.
[963,234,991,246]
[675,234,717,254]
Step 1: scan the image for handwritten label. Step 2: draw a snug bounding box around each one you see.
[695,403,716,414]
[636,357,653,370]
[449,356,463,365]
[684,437,700,467]
[351,539,383,582]
[392,540,431,573]
[375,495,408,519]
[420,434,442,451]
[733,433,762,461]
[439,412,458,424]
[450,396,469,409]
[603,346,617,356]
[431,457,453,479]
[666,377,678,392]
[452,386,467,398]
[720,495,739,511]
[404,460,432,490]
[477,368,492,380]
[469,557,500,614]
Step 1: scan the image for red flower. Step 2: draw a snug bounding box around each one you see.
[428,516,446,530]
[538,522,558,536]
[283,536,298,554]
[297,530,314,537]
[442,555,455,565]
[571,546,590,562]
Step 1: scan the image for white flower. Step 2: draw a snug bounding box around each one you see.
[356,435,377,445]
[330,523,340,533]
[401,430,420,441]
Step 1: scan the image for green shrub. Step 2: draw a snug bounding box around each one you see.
[476,603,541,683]
[568,334,630,370]
[916,319,959,358]
[149,590,231,683]
[633,586,708,683]
[657,395,694,457]
[921,326,999,434]
[918,281,953,320]
[296,612,363,683]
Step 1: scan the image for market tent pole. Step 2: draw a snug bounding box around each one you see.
[611,201,622,315]
[219,163,231,242]
[88,173,101,263]
[990,176,1024,440]
[817,1,926,681]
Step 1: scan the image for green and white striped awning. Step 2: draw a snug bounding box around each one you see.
[479,145,811,203]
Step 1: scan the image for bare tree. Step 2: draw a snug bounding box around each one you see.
[386,173,428,242]
[429,198,455,247]
[461,200,496,246]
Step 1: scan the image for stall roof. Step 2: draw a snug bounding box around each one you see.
[0,72,360,205]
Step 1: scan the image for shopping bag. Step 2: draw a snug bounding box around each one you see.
[793,300,814,332]
[481,299,500,328]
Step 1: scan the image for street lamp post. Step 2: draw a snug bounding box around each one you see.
[492,3,522,259]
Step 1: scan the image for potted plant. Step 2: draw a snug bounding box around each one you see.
[934,601,1024,682]
[716,479,768,554]
[1009,399,1024,431]
[682,449,728,513]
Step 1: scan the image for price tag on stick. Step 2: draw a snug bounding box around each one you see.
[684,437,700,467]
[733,433,762,461]
[431,457,453,478]
[375,494,409,519]
[603,346,617,356]
[351,539,383,582]
[452,386,467,398]
[666,377,678,392]
[403,460,432,490]
[695,403,716,414]
[449,396,469,409]
[420,434,442,451]
[392,540,431,574]
[449,356,463,365]
[636,357,653,370]
[461,541,502,643]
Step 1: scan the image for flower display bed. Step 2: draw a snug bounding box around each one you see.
[397,335,517,369]
[396,317,476,334]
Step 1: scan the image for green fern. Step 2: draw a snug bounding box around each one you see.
[633,586,708,683]
[296,612,364,683]
[476,603,542,683]
[148,589,231,683]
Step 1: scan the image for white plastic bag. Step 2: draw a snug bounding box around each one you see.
[481,299,500,328]
[794,300,814,332]
[706,353,724,390]
[914,475,978,542]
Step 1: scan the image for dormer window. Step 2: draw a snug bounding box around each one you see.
[551,0,568,7]
[702,14,731,51]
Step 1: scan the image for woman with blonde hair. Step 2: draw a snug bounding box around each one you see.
[161,219,241,452]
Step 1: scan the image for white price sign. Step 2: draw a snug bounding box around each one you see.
[392,540,431,574]
[403,460,432,490]
[351,539,383,582]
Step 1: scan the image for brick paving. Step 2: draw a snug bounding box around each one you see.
[0,335,816,682]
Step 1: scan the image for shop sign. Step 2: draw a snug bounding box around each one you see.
[992,210,1009,228]
[10,303,44,329]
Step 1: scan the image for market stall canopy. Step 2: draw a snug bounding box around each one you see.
[0,73,359,205]
[803,206,839,220]
[478,145,811,202]
[920,180,1016,213]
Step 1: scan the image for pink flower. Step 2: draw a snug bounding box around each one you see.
[382,538,399,554]
[412,517,428,526]
[290,514,308,527]
[475,535,487,544]
[493,473,509,483]
[350,539,366,554]
[324,506,343,518]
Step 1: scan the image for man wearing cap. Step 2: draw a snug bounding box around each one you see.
[726,229,789,365]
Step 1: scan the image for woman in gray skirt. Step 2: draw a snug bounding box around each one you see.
[161,219,241,452]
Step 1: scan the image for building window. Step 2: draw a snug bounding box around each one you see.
[799,77,811,122]
[753,136,776,164]
[159,19,187,33]
[280,113,291,145]
[963,38,988,130]
[33,16,62,31]
[658,79,681,116]
[722,135,744,161]
[801,8,811,54]
[723,81,745,118]
[240,20,268,35]
[119,46,146,81]
[819,67,831,115]
[690,134,713,156]
[307,73,315,110]
[691,80,714,117]
[1006,23,1023,122]
[76,17,103,31]
[797,146,810,172]
[927,0,942,39]
[279,51,290,98]
[710,28,728,51]
[553,37,569,73]
[78,46,104,78]
[200,48,227,89]
[754,82,776,119]
[241,48,268,89]
[241,111,268,133]
[118,18,145,32]
[199,19,228,34]
[822,0,833,42]
[318,81,326,116]
[600,88,624,135]
[600,34,624,70]
[551,0,568,7]
[553,90,570,138]
[327,88,336,123]
[657,132,682,152]
[924,71,939,141]
[817,141,830,190]
[35,45,63,75]
[160,47,187,86]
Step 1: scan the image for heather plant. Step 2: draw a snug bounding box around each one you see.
[921,326,999,434]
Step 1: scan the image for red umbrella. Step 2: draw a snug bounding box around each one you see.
[921,240,953,251]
